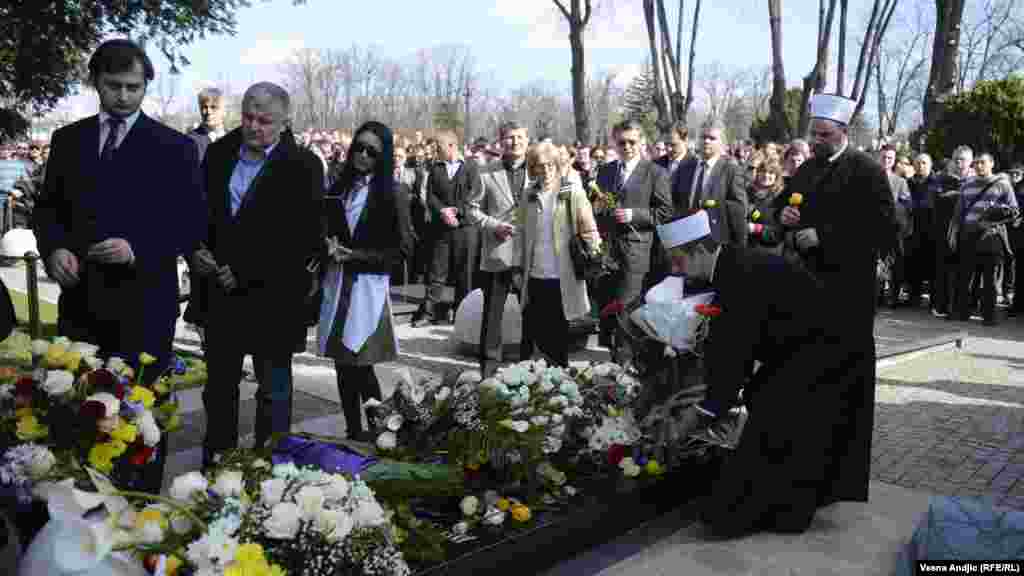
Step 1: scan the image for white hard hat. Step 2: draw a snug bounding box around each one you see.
[0,229,38,258]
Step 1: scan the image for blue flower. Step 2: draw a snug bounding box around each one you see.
[173,357,187,375]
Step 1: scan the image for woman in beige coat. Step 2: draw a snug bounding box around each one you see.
[518,142,601,366]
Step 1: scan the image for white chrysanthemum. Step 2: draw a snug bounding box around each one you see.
[322,475,350,501]
[211,470,243,498]
[376,431,397,450]
[42,370,74,396]
[385,413,404,432]
[260,477,287,507]
[169,471,209,502]
[264,502,302,539]
[295,485,325,520]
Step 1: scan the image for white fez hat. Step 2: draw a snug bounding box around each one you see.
[809,94,857,125]
[657,210,711,250]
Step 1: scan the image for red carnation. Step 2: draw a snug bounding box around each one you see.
[14,376,34,397]
[87,369,118,391]
[607,444,627,467]
[79,399,106,422]
[599,299,624,319]
[695,304,722,318]
[129,445,155,466]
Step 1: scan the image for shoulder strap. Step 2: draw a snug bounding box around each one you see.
[960,180,999,225]
[561,177,577,236]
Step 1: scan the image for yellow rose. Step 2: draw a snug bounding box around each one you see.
[88,443,118,473]
[751,209,762,221]
[16,414,48,441]
[61,351,82,372]
[510,505,531,522]
[129,386,156,409]
[110,423,138,444]
[496,498,511,511]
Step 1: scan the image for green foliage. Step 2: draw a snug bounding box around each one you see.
[925,76,1024,168]
[621,67,659,141]
[749,88,802,144]
[0,0,305,140]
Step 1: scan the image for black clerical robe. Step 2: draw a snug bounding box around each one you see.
[697,245,858,536]
[766,147,895,509]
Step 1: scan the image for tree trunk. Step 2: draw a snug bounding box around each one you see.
[684,0,702,122]
[768,0,790,140]
[924,0,966,131]
[643,0,670,135]
[569,25,591,144]
[837,0,848,94]
[798,0,838,137]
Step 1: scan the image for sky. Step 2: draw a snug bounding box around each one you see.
[54,0,845,120]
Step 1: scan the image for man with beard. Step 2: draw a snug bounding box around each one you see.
[656,210,853,537]
[772,94,895,510]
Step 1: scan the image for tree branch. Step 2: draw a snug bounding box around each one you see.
[552,0,572,21]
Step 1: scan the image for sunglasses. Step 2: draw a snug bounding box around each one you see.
[351,141,381,159]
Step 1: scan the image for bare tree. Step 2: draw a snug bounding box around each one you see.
[957,0,1024,90]
[643,0,701,137]
[699,61,744,122]
[875,9,930,136]
[840,0,901,125]
[149,72,180,124]
[585,68,623,145]
[924,0,967,131]
[553,0,594,144]
[767,0,790,139]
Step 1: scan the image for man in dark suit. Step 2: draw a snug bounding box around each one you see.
[35,39,206,379]
[670,118,748,247]
[413,131,481,326]
[188,87,227,161]
[654,122,694,182]
[191,82,323,466]
[595,120,672,355]
[34,39,206,492]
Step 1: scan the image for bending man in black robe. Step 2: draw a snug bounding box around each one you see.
[657,210,865,538]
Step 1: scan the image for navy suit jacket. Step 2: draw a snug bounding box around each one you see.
[35,113,206,364]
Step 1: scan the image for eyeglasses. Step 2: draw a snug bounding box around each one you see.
[617,139,639,147]
[351,141,381,159]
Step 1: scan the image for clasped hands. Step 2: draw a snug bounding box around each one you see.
[780,206,820,252]
[192,246,237,292]
[47,239,134,288]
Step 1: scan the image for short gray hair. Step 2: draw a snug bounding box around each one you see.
[953,145,974,159]
[243,82,291,115]
[197,87,223,103]
[914,152,932,164]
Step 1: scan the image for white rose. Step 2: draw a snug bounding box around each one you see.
[530,415,550,427]
[211,470,244,498]
[70,342,100,357]
[260,477,287,506]
[137,411,161,447]
[550,413,563,425]
[564,485,577,497]
[30,339,50,357]
[352,499,387,528]
[512,420,529,433]
[594,363,614,377]
[376,431,397,450]
[83,356,104,371]
[315,508,354,542]
[460,495,479,517]
[542,436,563,454]
[482,506,506,526]
[169,471,209,502]
[362,397,384,410]
[385,414,404,432]
[452,521,470,535]
[106,356,127,372]
[435,386,452,403]
[295,485,325,520]
[322,475,350,501]
[264,502,302,539]
[26,447,56,478]
[138,519,165,544]
[42,370,74,396]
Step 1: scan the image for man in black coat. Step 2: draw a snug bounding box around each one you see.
[413,131,481,326]
[191,83,323,466]
[594,120,672,356]
[188,87,227,162]
[655,211,859,538]
[773,94,896,508]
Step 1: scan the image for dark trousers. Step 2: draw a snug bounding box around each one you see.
[1012,231,1024,311]
[335,364,382,439]
[422,226,478,319]
[521,277,569,367]
[932,241,958,314]
[411,222,435,285]
[954,245,1003,322]
[203,344,294,459]
[479,268,520,376]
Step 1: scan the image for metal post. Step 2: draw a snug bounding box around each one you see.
[24,252,40,339]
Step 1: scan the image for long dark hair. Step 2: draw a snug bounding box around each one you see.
[331,121,395,200]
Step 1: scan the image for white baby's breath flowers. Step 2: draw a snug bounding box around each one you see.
[264,502,302,539]
[42,370,74,396]
[169,471,209,502]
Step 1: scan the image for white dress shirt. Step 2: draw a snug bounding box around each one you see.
[98,109,141,155]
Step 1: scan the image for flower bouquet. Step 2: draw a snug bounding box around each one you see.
[364,368,454,459]
[142,456,411,576]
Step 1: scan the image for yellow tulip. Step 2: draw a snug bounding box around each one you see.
[789,193,803,206]
[138,352,157,366]
[751,209,761,221]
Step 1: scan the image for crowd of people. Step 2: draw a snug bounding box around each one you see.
[0,33,1020,542]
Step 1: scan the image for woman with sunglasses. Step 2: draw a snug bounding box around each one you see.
[518,142,601,366]
[317,121,411,440]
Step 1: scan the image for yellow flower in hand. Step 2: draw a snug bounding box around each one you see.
[129,386,156,409]
[138,352,157,366]
[496,498,511,511]
[645,460,665,476]
[510,504,531,522]
[16,414,48,441]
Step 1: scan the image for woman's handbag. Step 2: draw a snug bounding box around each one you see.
[563,179,604,281]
